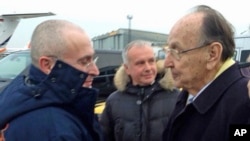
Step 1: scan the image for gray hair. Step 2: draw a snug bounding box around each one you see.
[30,19,84,67]
[122,40,153,64]
[189,5,235,61]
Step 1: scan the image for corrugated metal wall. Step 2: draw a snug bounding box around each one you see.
[92,28,168,50]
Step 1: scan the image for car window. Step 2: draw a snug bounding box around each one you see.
[93,66,119,98]
[241,50,250,62]
[0,52,31,79]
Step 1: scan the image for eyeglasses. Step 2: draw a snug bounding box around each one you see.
[85,56,98,68]
[164,42,212,60]
[46,55,98,69]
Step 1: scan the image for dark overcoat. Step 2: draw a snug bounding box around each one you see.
[162,63,250,141]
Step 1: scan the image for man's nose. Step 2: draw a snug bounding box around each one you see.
[86,57,100,76]
[89,63,100,76]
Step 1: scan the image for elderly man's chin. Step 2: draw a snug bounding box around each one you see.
[174,81,183,89]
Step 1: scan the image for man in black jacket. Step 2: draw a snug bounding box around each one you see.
[100,40,179,141]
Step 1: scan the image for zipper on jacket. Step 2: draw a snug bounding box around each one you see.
[139,88,144,141]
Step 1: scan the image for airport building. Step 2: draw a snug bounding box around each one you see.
[92,28,168,50]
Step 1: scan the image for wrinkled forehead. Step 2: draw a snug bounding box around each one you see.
[168,13,204,47]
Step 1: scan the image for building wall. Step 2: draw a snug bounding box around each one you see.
[92,28,168,50]
[95,49,123,68]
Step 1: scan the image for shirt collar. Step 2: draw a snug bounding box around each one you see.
[214,58,235,79]
[189,58,235,104]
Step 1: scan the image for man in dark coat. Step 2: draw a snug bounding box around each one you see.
[0,20,103,141]
[100,40,179,141]
[162,5,250,141]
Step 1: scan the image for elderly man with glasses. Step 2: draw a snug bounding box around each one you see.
[162,5,250,141]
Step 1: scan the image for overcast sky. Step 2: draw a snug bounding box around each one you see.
[1,0,250,48]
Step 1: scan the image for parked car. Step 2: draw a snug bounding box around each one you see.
[93,65,119,115]
[0,50,31,92]
[0,49,119,115]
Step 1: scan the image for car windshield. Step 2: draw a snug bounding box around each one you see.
[0,51,31,80]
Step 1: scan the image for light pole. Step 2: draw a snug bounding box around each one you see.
[127,15,133,43]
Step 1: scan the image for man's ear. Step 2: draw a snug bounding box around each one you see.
[123,63,130,75]
[39,56,54,74]
[206,42,223,70]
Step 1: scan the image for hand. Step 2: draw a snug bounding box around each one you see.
[0,131,4,141]
[0,124,8,141]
